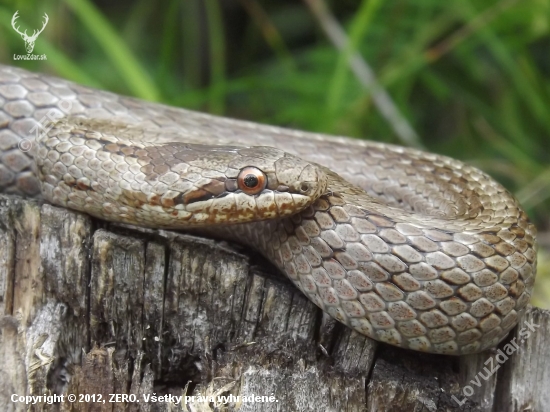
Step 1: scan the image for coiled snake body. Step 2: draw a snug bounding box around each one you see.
[0,65,537,355]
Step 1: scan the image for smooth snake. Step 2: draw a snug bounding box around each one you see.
[0,65,537,355]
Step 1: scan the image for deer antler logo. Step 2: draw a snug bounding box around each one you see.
[11,11,49,54]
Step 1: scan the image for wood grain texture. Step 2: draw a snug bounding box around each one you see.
[0,194,548,412]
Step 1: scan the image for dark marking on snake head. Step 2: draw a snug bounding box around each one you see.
[201,179,226,196]
[184,189,214,204]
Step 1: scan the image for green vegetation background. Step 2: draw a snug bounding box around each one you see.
[1,0,549,307]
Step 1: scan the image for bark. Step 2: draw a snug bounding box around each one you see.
[0,194,548,412]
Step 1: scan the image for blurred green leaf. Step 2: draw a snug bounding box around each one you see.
[62,0,159,100]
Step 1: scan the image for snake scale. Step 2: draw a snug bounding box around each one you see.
[0,65,537,355]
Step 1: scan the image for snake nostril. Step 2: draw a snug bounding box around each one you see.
[300,183,309,193]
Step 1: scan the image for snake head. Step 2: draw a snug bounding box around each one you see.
[34,119,327,228]
[154,145,328,226]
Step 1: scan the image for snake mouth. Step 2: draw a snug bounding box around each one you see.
[175,160,328,226]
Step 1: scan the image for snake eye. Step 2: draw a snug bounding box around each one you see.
[238,167,267,195]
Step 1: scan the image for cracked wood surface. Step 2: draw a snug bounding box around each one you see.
[0,194,548,412]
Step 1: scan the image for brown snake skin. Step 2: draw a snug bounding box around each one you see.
[0,65,537,355]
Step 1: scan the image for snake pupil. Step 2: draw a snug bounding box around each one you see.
[243,174,259,188]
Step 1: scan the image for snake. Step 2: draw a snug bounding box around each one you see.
[0,64,537,355]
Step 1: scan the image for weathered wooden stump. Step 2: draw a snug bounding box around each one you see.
[0,194,548,411]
